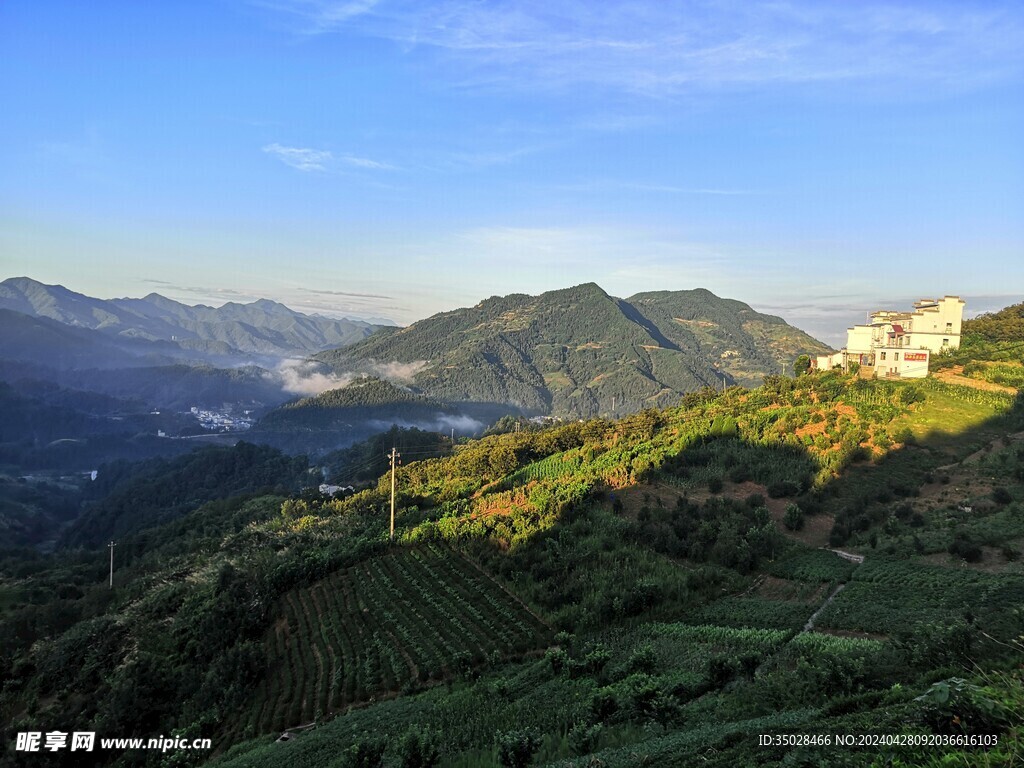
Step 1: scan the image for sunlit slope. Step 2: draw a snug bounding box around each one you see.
[207,370,1022,767]
[316,283,830,417]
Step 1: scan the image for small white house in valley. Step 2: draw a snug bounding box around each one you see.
[814,296,964,380]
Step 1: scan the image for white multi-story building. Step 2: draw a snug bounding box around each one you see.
[814,296,964,379]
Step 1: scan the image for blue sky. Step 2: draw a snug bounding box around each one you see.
[2,0,1022,344]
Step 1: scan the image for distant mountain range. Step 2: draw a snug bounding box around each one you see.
[315,282,831,418]
[0,278,831,465]
[0,278,390,470]
[0,277,381,362]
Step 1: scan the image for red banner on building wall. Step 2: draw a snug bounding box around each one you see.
[904,352,927,362]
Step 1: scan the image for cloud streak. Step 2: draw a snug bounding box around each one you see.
[275,359,359,396]
[298,287,395,300]
[271,358,429,397]
[255,0,381,34]
[262,143,396,173]
[259,1,1024,97]
[262,143,333,171]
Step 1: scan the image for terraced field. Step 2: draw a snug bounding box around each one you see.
[229,543,552,740]
[816,556,1024,637]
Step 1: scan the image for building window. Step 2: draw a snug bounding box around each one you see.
[880,352,887,361]
[946,322,952,333]
[895,352,900,361]
[943,338,949,346]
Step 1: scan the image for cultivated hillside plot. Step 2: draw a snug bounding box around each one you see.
[231,543,551,739]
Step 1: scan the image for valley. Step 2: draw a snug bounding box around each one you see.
[0,301,1021,766]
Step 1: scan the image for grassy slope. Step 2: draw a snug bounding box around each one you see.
[203,369,1023,768]
[2,352,1019,768]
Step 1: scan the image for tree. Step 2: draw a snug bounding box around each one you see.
[783,503,804,531]
[488,445,519,477]
[793,355,812,376]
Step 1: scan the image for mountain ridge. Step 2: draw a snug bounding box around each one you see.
[316,282,831,418]
[0,277,382,360]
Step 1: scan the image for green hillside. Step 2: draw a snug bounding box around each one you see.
[316,284,830,418]
[962,300,1024,344]
[1,359,1022,768]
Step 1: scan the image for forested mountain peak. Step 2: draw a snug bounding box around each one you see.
[317,283,830,417]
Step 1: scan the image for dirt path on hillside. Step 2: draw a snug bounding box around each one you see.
[802,584,846,632]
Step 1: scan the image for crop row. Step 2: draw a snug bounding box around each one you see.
[234,544,551,737]
[682,597,814,632]
[494,450,584,491]
[766,549,858,583]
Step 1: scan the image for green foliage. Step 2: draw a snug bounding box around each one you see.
[323,426,450,486]
[919,377,1017,412]
[962,301,1024,344]
[948,533,983,563]
[233,544,551,738]
[59,442,308,549]
[783,503,804,531]
[496,728,542,767]
[337,734,386,768]
[260,377,454,432]
[9,334,1024,768]
[817,557,1024,648]
[315,283,828,418]
[399,727,442,768]
[914,677,1009,735]
[766,549,857,583]
[567,721,603,755]
[992,486,1013,505]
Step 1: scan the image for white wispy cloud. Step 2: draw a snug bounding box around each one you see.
[338,154,396,170]
[257,1,1024,97]
[549,180,759,196]
[254,0,381,33]
[262,142,333,171]
[262,143,396,172]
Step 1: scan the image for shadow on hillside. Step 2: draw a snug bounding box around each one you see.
[492,382,1023,570]
[807,388,1023,552]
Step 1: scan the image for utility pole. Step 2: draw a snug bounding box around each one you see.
[388,447,400,541]
[108,541,116,588]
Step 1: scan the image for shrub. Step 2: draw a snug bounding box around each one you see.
[338,735,386,768]
[545,647,568,675]
[728,464,751,483]
[399,728,441,768]
[783,504,804,531]
[567,722,602,756]
[496,729,541,768]
[768,480,800,498]
[708,476,724,493]
[948,535,983,563]
[992,487,1012,505]
[589,687,619,722]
